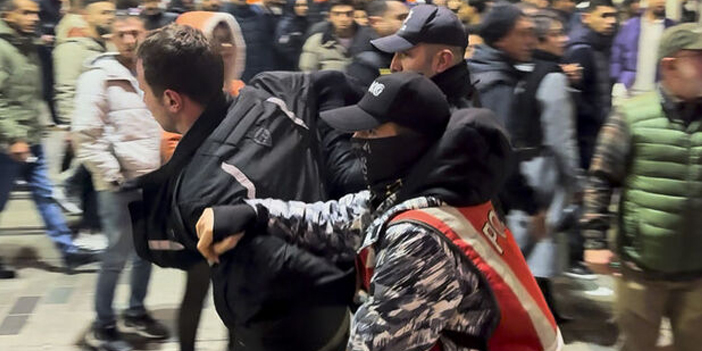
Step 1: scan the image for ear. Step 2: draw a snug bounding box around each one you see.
[162,89,183,114]
[433,49,455,74]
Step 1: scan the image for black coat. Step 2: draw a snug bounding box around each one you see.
[129,72,364,350]
[564,24,614,169]
[274,0,310,71]
[141,11,179,31]
[226,3,278,82]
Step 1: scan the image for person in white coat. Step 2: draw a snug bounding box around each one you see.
[71,14,168,351]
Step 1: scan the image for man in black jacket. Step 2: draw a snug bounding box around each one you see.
[225,0,277,81]
[134,24,356,351]
[372,4,478,110]
[140,0,178,30]
[564,0,617,170]
[346,0,408,87]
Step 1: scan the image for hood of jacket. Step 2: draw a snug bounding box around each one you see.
[396,108,512,207]
[176,11,247,82]
[567,23,613,52]
[468,44,521,79]
[84,53,137,81]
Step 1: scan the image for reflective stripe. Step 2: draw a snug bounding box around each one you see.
[148,240,185,251]
[220,162,256,199]
[414,206,561,351]
[265,97,309,130]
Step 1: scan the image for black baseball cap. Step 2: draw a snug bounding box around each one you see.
[371,4,468,53]
[320,72,450,138]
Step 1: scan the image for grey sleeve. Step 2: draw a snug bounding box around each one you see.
[537,72,583,190]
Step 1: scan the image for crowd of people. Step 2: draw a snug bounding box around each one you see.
[1,0,702,350]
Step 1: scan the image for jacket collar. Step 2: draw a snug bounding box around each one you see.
[659,85,702,125]
[135,93,232,187]
[432,62,475,106]
[321,21,359,47]
[0,20,35,51]
[361,194,445,251]
[532,49,561,63]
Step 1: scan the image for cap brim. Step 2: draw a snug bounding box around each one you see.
[320,105,383,133]
[371,34,415,53]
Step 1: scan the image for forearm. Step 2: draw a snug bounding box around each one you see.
[214,191,372,260]
[580,111,630,249]
[581,173,615,249]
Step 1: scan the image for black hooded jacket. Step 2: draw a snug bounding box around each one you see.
[274,0,311,70]
[397,108,511,207]
[226,3,277,82]
[565,24,615,169]
[129,72,367,351]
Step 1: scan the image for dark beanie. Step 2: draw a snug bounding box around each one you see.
[479,2,525,46]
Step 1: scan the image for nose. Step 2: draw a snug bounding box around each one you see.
[124,34,136,45]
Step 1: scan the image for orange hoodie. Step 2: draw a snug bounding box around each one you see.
[161,12,248,164]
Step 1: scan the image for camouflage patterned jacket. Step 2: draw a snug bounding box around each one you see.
[245,190,499,351]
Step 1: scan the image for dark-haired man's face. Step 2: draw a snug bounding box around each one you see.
[368,1,408,38]
[112,18,145,63]
[582,5,617,36]
[3,0,40,35]
[294,0,308,17]
[329,5,354,37]
[85,2,115,37]
[202,0,222,11]
[494,16,536,62]
[649,0,666,19]
[137,60,175,132]
[141,0,161,16]
[552,0,576,13]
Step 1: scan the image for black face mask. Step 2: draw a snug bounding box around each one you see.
[351,132,431,198]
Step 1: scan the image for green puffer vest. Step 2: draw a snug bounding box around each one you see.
[619,92,702,275]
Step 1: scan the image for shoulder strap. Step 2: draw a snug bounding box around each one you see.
[388,207,495,351]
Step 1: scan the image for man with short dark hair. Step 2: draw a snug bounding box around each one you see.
[564,0,617,170]
[134,23,356,351]
[73,15,169,351]
[54,0,115,124]
[582,23,702,351]
[0,0,98,279]
[225,0,277,81]
[549,0,576,32]
[468,1,536,124]
[299,0,375,72]
[372,4,478,109]
[195,72,563,351]
[346,0,408,87]
[140,0,178,30]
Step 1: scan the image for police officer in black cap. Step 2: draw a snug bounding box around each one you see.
[193,71,552,351]
[365,4,479,110]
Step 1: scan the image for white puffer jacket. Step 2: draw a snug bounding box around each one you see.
[71,53,162,191]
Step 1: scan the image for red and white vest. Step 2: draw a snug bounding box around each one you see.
[357,202,563,351]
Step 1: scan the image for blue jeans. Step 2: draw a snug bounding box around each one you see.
[0,145,78,255]
[94,190,152,328]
